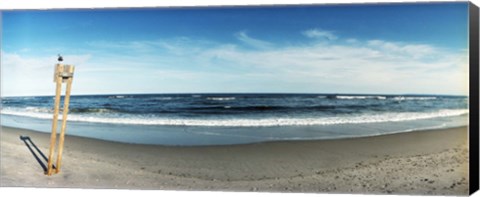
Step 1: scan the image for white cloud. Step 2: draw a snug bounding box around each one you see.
[367,39,436,59]
[302,28,338,40]
[235,31,273,49]
[345,38,358,43]
[1,34,468,96]
[193,39,467,95]
[87,40,156,52]
[1,52,92,96]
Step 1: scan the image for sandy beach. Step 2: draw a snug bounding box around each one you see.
[0,126,469,195]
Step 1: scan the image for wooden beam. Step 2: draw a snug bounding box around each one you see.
[55,66,74,174]
[46,65,63,176]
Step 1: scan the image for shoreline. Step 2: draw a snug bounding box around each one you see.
[0,125,469,147]
[0,112,469,146]
[0,126,469,195]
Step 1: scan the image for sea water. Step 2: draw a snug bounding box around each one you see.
[0,94,469,146]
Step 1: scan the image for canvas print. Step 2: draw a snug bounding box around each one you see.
[0,2,474,195]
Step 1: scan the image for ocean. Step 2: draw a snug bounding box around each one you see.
[0,93,469,146]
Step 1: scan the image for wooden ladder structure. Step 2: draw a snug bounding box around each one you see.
[46,63,75,176]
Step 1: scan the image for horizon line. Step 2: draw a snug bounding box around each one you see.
[1,92,469,98]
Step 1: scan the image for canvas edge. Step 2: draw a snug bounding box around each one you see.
[469,1,480,195]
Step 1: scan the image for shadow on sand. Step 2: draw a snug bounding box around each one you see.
[19,135,55,173]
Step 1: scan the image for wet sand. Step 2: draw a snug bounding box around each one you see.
[0,126,469,195]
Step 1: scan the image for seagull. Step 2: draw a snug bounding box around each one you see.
[57,54,63,62]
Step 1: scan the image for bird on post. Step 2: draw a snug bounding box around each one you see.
[58,54,63,62]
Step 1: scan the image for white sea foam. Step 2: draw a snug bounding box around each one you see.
[108,95,127,99]
[206,97,236,101]
[393,96,437,101]
[396,123,448,133]
[334,95,436,100]
[25,107,52,113]
[153,97,173,100]
[336,96,370,99]
[336,96,386,100]
[376,96,387,100]
[0,108,468,127]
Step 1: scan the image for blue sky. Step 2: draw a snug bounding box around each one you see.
[1,2,469,96]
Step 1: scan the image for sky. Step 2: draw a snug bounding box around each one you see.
[1,2,470,96]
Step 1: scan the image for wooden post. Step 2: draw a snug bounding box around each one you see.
[46,63,74,176]
[46,64,63,175]
[55,65,74,174]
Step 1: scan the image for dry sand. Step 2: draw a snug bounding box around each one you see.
[0,126,469,195]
